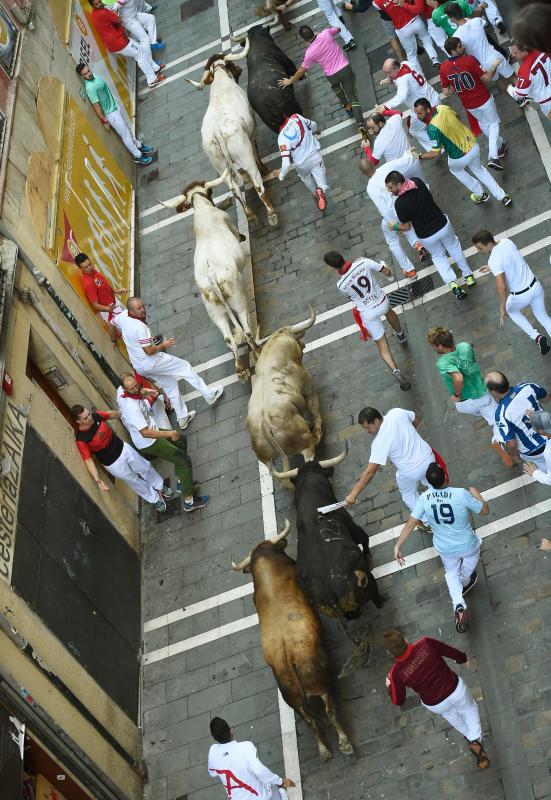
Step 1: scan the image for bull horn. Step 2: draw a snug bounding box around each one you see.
[270,519,291,544]
[271,465,299,480]
[318,441,349,470]
[158,196,186,209]
[224,35,250,61]
[231,552,252,571]
[289,305,316,335]
[204,168,230,189]
[255,332,271,347]
[262,13,278,28]
[185,69,210,89]
[229,31,246,43]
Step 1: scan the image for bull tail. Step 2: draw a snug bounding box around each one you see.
[260,419,290,475]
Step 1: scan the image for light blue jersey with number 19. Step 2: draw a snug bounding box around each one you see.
[412,486,483,556]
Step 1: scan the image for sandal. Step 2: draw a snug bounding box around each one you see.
[468,740,490,769]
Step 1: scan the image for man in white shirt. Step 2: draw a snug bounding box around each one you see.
[115,298,224,429]
[508,44,551,120]
[345,406,446,528]
[207,717,295,800]
[275,113,329,210]
[324,251,411,390]
[472,230,551,354]
[524,411,551,485]
[376,59,440,151]
[117,373,209,512]
[360,152,428,279]
[445,5,514,90]
[365,111,409,164]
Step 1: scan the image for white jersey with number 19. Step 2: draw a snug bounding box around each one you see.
[337,258,386,310]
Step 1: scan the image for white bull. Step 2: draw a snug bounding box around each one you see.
[187,37,278,227]
[247,307,322,488]
[161,170,255,382]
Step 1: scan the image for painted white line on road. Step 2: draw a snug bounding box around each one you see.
[143,491,550,663]
[144,473,534,633]
[525,105,551,184]
[182,232,551,398]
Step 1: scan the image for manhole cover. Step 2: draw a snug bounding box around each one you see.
[388,274,434,307]
[181,0,213,20]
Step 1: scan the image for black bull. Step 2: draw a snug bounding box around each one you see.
[240,25,303,132]
[292,461,385,674]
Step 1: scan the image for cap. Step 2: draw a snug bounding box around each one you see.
[528,410,551,433]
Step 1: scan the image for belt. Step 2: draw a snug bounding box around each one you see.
[510,277,536,296]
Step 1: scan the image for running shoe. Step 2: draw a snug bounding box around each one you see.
[151,41,166,51]
[462,570,478,596]
[465,274,476,287]
[178,409,197,429]
[207,386,225,405]
[537,334,550,355]
[314,188,327,211]
[468,740,490,769]
[156,63,166,71]
[470,192,489,204]
[498,141,508,158]
[450,282,466,301]
[403,268,418,280]
[140,145,154,154]
[455,604,468,633]
[343,39,357,50]
[392,368,411,391]
[183,495,210,512]
[415,242,431,263]
[134,154,153,165]
[154,492,167,513]
[393,329,407,344]
[487,158,504,171]
[148,73,166,89]
[496,21,506,35]
[501,194,513,207]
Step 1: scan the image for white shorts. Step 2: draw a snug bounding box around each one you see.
[357,295,390,340]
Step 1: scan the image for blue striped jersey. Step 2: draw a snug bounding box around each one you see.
[495,382,548,455]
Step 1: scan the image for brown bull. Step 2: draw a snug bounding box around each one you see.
[247,307,322,486]
[232,522,353,760]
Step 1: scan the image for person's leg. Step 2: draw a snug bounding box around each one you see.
[339,65,365,127]
[151,397,172,430]
[505,294,540,340]
[142,438,195,498]
[105,443,161,503]
[420,229,457,284]
[151,355,217,402]
[122,15,151,46]
[427,16,447,53]
[470,98,503,161]
[143,371,190,423]
[309,156,330,192]
[456,394,497,427]
[125,442,165,489]
[467,143,506,200]
[374,335,398,371]
[396,468,427,519]
[410,15,438,63]
[483,0,504,26]
[316,0,353,42]
[382,219,416,274]
[439,218,471,277]
[105,108,142,158]
[118,40,158,86]
[459,544,481,588]
[296,157,319,194]
[426,678,482,741]
[447,151,484,196]
[385,307,403,335]
[440,552,465,609]
[528,282,551,338]
[396,25,421,73]
[136,11,157,43]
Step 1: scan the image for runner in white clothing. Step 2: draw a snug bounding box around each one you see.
[377,59,440,151]
[111,0,162,48]
[324,251,411,390]
[508,45,551,120]
[275,113,329,210]
[345,407,446,528]
[524,411,551,486]
[360,152,428,279]
[446,6,514,89]
[365,111,409,164]
[115,298,224,429]
[472,231,551,354]
[207,717,295,800]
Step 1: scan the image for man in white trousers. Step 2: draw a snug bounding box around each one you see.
[376,58,440,152]
[373,0,440,72]
[89,0,165,89]
[345,406,448,531]
[208,717,295,799]
[394,462,489,631]
[275,113,329,211]
[486,372,551,468]
[412,100,511,205]
[386,169,475,300]
[360,151,429,280]
[384,628,489,769]
[72,404,172,512]
[76,63,154,164]
[473,231,551,353]
[283,0,356,47]
[508,43,551,121]
[523,411,551,486]
[115,298,224,430]
[111,0,164,50]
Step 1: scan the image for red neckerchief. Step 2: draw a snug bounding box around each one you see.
[338,260,352,275]
[121,388,155,406]
[424,106,435,126]
[394,642,414,662]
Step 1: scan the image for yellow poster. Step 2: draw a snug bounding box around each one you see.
[52,93,133,308]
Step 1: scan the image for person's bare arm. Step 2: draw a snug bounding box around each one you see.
[388,219,412,232]
[468,486,489,516]
[83,458,110,491]
[381,265,393,278]
[91,101,110,130]
[102,410,121,420]
[494,274,507,325]
[482,58,502,83]
[413,414,422,429]
[278,66,306,87]
[139,427,180,441]
[449,371,465,402]
[346,462,380,505]
[394,516,420,564]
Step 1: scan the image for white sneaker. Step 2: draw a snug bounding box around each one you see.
[178,410,196,430]
[207,386,224,406]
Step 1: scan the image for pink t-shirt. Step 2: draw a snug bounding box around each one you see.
[302,28,349,76]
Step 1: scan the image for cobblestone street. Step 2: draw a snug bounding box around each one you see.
[136,2,551,798]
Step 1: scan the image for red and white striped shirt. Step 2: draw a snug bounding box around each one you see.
[513,51,551,106]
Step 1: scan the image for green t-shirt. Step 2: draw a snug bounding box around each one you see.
[436,342,487,400]
[432,0,473,36]
[84,74,118,115]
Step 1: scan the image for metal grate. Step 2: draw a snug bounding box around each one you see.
[181,0,214,20]
[388,274,434,308]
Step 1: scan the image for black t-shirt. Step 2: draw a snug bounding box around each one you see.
[75,411,124,466]
[394,178,447,240]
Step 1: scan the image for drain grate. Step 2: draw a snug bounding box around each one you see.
[388,274,434,307]
[181,0,214,20]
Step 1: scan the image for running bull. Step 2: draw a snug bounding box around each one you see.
[273,449,385,677]
[187,37,278,226]
[232,520,354,760]
[231,24,303,132]
[247,307,322,486]
[160,169,255,382]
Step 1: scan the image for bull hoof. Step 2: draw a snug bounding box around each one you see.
[267,211,279,227]
[340,741,355,757]
[319,746,333,762]
[238,368,251,383]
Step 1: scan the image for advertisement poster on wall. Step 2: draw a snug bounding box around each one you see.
[0,705,24,800]
[70,0,135,129]
[52,93,133,310]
